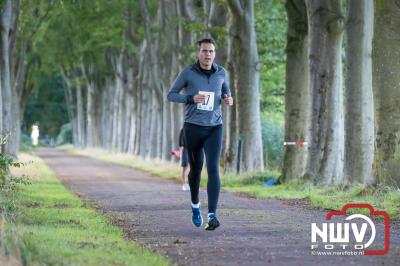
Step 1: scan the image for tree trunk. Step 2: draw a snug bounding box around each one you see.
[149,88,158,159]
[16,42,34,125]
[140,88,151,158]
[14,41,30,153]
[10,0,19,154]
[137,42,151,158]
[111,78,118,151]
[344,0,375,185]
[227,0,264,172]
[305,0,345,184]
[134,43,146,156]
[123,65,133,153]
[225,34,238,172]
[173,0,195,158]
[127,97,136,154]
[115,51,126,152]
[176,0,195,64]
[85,80,95,147]
[81,63,98,148]
[11,79,19,153]
[1,0,19,154]
[126,81,136,154]
[281,0,309,182]
[210,2,230,162]
[60,66,78,146]
[140,0,163,159]
[102,79,113,150]
[76,77,85,148]
[0,74,3,146]
[128,63,138,154]
[159,0,179,160]
[373,0,400,186]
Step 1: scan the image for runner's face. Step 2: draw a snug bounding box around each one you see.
[198,43,215,70]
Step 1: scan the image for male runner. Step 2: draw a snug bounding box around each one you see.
[167,38,233,230]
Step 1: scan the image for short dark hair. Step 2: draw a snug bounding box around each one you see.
[198,38,216,47]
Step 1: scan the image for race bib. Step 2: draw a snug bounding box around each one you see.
[197,91,215,111]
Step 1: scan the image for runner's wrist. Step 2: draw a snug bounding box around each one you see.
[186,94,195,104]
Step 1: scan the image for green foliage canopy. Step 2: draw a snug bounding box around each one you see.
[255,0,287,114]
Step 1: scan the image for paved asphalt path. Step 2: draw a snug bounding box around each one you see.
[36,148,400,266]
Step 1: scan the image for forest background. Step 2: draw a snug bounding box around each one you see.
[1,0,400,188]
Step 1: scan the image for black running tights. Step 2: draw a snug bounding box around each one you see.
[184,123,222,214]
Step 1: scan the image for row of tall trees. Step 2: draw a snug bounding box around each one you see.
[1,0,265,172]
[3,0,400,186]
[282,0,400,186]
[1,0,50,154]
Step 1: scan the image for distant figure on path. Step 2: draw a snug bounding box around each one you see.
[31,125,40,146]
[179,128,190,191]
[167,38,233,230]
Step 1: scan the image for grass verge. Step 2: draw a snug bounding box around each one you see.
[61,146,400,219]
[1,153,170,266]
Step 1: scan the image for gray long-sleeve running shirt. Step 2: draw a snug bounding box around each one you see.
[167,62,231,126]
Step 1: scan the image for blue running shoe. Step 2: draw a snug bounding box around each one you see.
[205,213,220,231]
[191,207,203,227]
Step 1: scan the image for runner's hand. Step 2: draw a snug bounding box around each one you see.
[193,94,207,103]
[223,94,233,106]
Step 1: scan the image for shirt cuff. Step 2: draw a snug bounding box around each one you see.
[186,95,194,104]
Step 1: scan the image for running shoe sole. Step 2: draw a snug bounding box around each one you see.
[205,217,220,230]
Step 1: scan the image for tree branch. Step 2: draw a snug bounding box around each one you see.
[226,0,242,16]
[27,1,52,42]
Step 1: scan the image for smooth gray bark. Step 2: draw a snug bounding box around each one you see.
[140,0,163,159]
[81,64,98,148]
[75,77,85,148]
[115,51,126,152]
[306,0,345,184]
[1,0,15,153]
[281,0,309,182]
[160,0,179,160]
[344,0,375,185]
[373,0,400,186]
[226,0,264,172]
[60,66,78,146]
[225,33,238,172]
[209,2,230,162]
